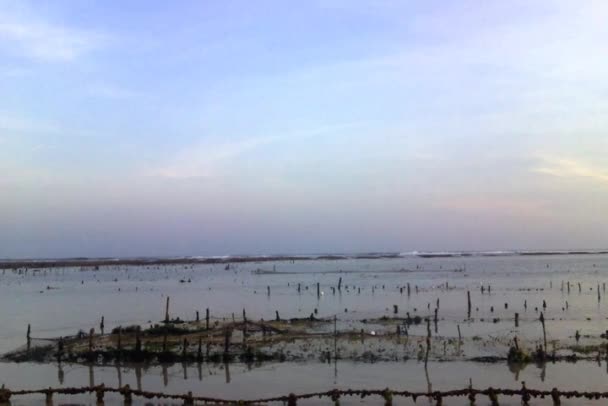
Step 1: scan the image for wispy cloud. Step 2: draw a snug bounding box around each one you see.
[0,111,100,138]
[88,83,139,100]
[150,135,277,179]
[534,156,608,185]
[148,122,367,179]
[0,9,103,62]
[0,111,61,134]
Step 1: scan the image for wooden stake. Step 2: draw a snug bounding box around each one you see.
[224,329,231,356]
[333,315,337,361]
[197,337,202,361]
[117,327,122,354]
[88,328,94,352]
[540,312,547,350]
[130,326,139,353]
[165,297,170,323]
[243,309,247,341]
[425,318,431,367]
[57,337,64,362]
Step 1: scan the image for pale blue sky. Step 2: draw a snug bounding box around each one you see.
[1,0,607,258]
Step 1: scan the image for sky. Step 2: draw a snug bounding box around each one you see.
[1,0,608,258]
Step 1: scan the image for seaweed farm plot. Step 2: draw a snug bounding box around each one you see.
[2,253,608,403]
[5,301,608,368]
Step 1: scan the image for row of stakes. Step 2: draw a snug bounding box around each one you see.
[23,277,607,363]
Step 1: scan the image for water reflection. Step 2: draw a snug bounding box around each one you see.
[51,360,239,388]
[57,363,64,385]
[540,362,546,382]
[135,364,142,391]
[2,359,608,406]
[88,363,94,387]
[44,356,608,397]
[507,361,549,383]
[224,361,231,383]
[116,363,122,387]
[508,361,527,381]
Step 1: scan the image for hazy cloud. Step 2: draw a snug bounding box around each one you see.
[0,111,102,139]
[0,111,60,135]
[535,156,608,185]
[0,9,103,62]
[434,197,549,218]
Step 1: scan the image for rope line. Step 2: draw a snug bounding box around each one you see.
[0,382,605,404]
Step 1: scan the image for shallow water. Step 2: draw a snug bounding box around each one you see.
[2,253,608,403]
[1,360,608,405]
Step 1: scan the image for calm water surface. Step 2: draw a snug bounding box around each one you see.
[1,254,608,403]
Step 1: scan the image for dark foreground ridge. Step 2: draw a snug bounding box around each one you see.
[2,249,608,269]
[0,382,604,405]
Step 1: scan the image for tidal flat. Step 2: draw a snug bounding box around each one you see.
[2,252,608,404]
